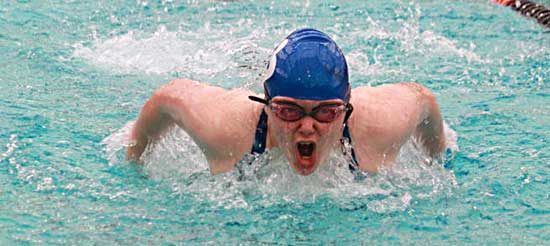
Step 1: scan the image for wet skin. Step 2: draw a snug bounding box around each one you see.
[265,96,348,176]
[127,79,446,176]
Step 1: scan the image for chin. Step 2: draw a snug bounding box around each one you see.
[290,156,319,176]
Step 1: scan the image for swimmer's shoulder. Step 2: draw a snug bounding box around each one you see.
[348,82,426,142]
[157,79,230,100]
[157,79,260,110]
[162,78,263,133]
[158,79,264,174]
[348,83,428,170]
[350,82,430,106]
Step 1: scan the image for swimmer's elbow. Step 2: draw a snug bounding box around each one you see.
[416,87,446,156]
[422,88,438,109]
[154,80,181,103]
[400,82,437,101]
[153,79,204,113]
[132,85,179,148]
[151,80,194,117]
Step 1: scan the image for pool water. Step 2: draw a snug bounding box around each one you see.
[1,0,549,245]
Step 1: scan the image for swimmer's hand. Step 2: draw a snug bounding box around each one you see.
[492,0,515,6]
[125,137,147,164]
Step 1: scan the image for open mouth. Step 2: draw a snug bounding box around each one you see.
[297,141,315,159]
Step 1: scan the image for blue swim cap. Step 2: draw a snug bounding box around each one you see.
[264,28,350,102]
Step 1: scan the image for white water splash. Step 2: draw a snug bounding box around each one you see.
[100,121,135,166]
[346,4,490,80]
[73,25,272,88]
[72,4,490,89]
[0,134,18,163]
[101,121,458,212]
[415,30,490,64]
[93,3,464,212]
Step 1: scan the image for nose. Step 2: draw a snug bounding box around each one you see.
[297,116,317,136]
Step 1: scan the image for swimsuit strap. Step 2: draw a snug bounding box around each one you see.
[251,110,268,154]
[341,124,359,171]
[251,111,360,172]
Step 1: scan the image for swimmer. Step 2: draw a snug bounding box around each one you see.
[126,28,446,176]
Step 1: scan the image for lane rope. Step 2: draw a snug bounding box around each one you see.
[506,0,550,29]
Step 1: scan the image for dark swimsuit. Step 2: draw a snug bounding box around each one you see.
[250,110,360,172]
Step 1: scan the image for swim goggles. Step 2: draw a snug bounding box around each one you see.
[249,96,353,123]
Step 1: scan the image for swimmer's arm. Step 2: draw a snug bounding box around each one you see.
[406,83,447,157]
[126,85,177,162]
[127,79,258,173]
[126,79,210,162]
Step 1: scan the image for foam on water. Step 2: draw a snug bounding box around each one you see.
[101,119,458,213]
[73,24,273,90]
[71,4,492,93]
[89,6,465,213]
[345,5,491,85]
[0,134,18,164]
[2,0,550,244]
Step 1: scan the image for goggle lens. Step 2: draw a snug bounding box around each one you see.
[270,103,346,122]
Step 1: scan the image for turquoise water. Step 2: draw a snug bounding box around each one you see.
[1,0,549,245]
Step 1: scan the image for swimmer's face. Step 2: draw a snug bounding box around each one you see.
[267,96,347,176]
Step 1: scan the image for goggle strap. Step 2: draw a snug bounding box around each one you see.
[343,103,353,124]
[248,95,269,105]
